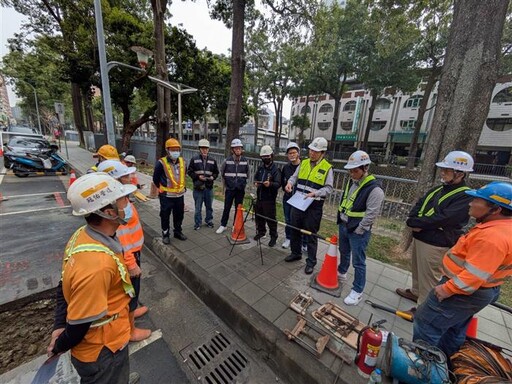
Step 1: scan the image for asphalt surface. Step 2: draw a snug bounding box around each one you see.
[0,161,82,305]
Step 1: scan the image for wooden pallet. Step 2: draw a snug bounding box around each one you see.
[312,302,366,350]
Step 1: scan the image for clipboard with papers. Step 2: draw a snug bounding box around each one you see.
[286,191,314,211]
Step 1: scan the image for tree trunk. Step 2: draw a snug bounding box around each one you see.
[406,66,441,169]
[301,94,310,146]
[71,82,85,147]
[276,99,283,150]
[252,91,259,147]
[83,88,94,132]
[328,72,346,151]
[225,0,245,156]
[152,0,169,163]
[361,90,377,151]
[417,0,509,195]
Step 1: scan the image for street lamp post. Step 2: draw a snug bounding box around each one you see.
[15,79,42,135]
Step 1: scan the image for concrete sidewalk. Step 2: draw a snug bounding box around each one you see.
[64,141,512,383]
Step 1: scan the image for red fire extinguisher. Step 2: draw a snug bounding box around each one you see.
[355,320,386,377]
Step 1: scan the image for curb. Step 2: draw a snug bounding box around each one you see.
[142,223,349,384]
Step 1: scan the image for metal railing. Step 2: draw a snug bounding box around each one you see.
[182,148,417,238]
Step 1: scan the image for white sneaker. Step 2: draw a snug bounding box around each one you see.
[301,245,308,253]
[344,290,362,306]
[216,225,226,234]
[282,239,290,249]
[338,272,347,282]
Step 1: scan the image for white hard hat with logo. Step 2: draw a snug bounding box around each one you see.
[260,145,273,156]
[308,137,328,152]
[286,142,300,153]
[67,173,137,216]
[97,160,136,179]
[231,138,243,148]
[198,139,210,148]
[344,150,371,169]
[123,155,136,164]
[436,150,474,172]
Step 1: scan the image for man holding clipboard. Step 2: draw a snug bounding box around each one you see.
[284,137,333,275]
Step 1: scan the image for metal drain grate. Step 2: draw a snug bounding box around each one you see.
[181,330,250,383]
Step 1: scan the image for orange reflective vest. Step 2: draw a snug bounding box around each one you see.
[117,202,144,270]
[159,157,186,194]
[442,219,512,295]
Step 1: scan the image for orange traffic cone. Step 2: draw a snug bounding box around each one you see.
[227,204,250,245]
[0,147,3,157]
[310,235,342,297]
[466,316,478,338]
[69,170,77,187]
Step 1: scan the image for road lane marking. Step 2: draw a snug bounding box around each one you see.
[128,329,163,355]
[0,205,71,217]
[53,192,66,207]
[0,191,66,199]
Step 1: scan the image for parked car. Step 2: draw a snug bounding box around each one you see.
[5,126,43,138]
[3,136,53,169]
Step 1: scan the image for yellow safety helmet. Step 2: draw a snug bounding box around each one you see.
[94,144,119,160]
[165,138,181,149]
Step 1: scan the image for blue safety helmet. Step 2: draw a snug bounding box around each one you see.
[465,181,512,210]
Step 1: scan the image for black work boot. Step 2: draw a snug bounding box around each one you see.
[162,230,170,245]
[268,236,277,247]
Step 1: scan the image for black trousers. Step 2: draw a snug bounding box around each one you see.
[71,345,129,384]
[290,201,324,267]
[255,200,278,238]
[220,188,245,227]
[129,251,141,312]
[159,194,184,234]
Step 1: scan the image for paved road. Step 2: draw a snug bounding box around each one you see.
[0,160,82,305]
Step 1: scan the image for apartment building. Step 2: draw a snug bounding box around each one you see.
[289,75,512,165]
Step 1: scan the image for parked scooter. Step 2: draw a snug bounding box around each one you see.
[4,144,69,177]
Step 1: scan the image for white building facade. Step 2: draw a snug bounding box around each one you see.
[289,75,512,166]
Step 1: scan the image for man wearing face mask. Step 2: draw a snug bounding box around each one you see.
[46,173,140,383]
[98,160,151,342]
[337,151,384,306]
[153,138,187,245]
[284,137,333,275]
[253,145,281,247]
[396,151,474,313]
[216,138,250,234]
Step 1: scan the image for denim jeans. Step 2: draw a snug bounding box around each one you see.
[337,223,371,293]
[413,277,500,358]
[193,188,213,227]
[71,345,129,384]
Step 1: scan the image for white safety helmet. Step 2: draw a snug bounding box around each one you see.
[97,160,136,180]
[260,145,273,156]
[198,139,210,148]
[344,150,372,169]
[435,150,474,172]
[286,142,300,153]
[308,137,328,152]
[67,173,137,216]
[123,155,136,164]
[231,138,243,148]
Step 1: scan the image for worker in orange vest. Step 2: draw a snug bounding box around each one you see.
[413,182,512,358]
[98,161,151,341]
[123,155,142,189]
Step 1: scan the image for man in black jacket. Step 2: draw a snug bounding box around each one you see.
[254,145,281,247]
[396,151,474,310]
[187,139,219,230]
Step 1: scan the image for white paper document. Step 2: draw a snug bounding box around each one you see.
[287,191,314,211]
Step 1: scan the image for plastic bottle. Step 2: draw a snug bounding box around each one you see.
[367,368,382,384]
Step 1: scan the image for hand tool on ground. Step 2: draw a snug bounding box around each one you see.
[133,190,150,202]
[289,292,314,316]
[365,300,413,322]
[31,354,60,384]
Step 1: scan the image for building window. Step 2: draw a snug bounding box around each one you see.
[319,104,333,113]
[486,118,512,132]
[400,120,416,131]
[300,105,311,114]
[343,101,356,111]
[341,121,353,131]
[317,122,331,131]
[375,98,391,110]
[492,87,512,104]
[403,95,422,108]
[371,121,387,131]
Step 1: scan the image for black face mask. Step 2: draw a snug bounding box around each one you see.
[262,158,272,165]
